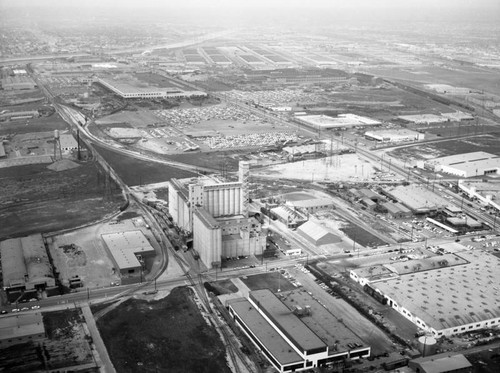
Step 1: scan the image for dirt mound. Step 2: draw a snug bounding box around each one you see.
[47,159,80,172]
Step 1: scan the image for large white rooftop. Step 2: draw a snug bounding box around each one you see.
[372,250,500,331]
[297,114,380,129]
[101,230,155,270]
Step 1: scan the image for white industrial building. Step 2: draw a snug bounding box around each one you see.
[227,289,370,372]
[59,134,79,152]
[295,114,380,130]
[101,230,155,277]
[423,151,500,178]
[97,77,207,99]
[364,129,424,143]
[297,221,341,246]
[350,250,500,338]
[169,162,266,268]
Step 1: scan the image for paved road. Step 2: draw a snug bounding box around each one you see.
[81,304,116,373]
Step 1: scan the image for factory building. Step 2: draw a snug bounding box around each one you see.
[408,354,472,373]
[423,152,500,178]
[59,134,79,152]
[96,77,207,99]
[364,129,424,143]
[101,230,155,277]
[0,110,40,121]
[242,68,350,86]
[270,205,308,229]
[295,114,380,130]
[297,221,341,246]
[382,202,412,219]
[285,198,335,214]
[1,76,37,90]
[382,185,446,215]
[0,313,46,348]
[0,234,56,291]
[227,289,370,372]
[169,162,265,268]
[353,250,500,338]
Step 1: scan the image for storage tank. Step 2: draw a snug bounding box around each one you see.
[418,336,438,357]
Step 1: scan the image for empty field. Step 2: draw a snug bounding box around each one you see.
[95,287,231,373]
[0,161,122,238]
[93,144,197,186]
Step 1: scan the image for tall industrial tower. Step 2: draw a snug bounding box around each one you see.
[239,161,250,217]
[53,130,62,161]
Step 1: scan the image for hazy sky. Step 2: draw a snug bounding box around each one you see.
[2,0,499,9]
[1,0,499,25]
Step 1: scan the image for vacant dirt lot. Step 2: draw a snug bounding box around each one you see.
[0,161,123,238]
[95,287,231,373]
[94,144,197,186]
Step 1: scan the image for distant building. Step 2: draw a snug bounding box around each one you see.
[0,313,45,348]
[1,76,36,90]
[0,110,39,121]
[243,68,350,86]
[364,129,424,143]
[286,198,335,214]
[0,234,56,291]
[59,134,79,152]
[423,151,500,178]
[96,77,207,99]
[296,114,380,130]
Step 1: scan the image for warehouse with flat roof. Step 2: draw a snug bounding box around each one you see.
[382,185,447,214]
[286,198,335,213]
[295,114,380,130]
[228,289,369,372]
[0,234,55,291]
[97,77,207,99]
[424,152,500,178]
[228,298,304,372]
[101,230,155,277]
[364,129,424,143]
[0,312,45,348]
[370,250,500,337]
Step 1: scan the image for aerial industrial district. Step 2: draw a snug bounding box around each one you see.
[1,25,500,373]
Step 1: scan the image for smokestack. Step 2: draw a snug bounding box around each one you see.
[77,129,81,160]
